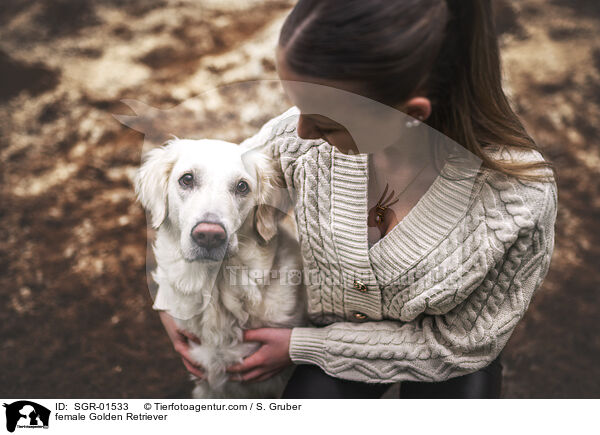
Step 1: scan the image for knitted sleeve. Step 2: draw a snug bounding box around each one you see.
[288,176,557,384]
[239,106,303,163]
[238,106,321,202]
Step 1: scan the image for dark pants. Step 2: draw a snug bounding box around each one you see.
[281,352,503,399]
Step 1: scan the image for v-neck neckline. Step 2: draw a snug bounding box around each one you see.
[366,159,450,254]
[330,147,484,286]
[366,152,437,249]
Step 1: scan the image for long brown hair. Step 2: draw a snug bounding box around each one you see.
[279,0,555,182]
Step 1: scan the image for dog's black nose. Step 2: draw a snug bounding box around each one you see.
[191,222,227,249]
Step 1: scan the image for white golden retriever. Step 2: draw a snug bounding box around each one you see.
[134,138,307,399]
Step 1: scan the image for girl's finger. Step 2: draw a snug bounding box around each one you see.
[242,328,266,342]
[232,367,264,383]
[173,340,190,358]
[175,341,196,364]
[181,352,205,372]
[177,328,202,344]
[226,346,264,373]
[176,344,205,373]
[182,353,204,370]
[247,368,282,383]
[182,357,205,379]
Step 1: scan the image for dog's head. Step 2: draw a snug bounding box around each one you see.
[134,139,288,262]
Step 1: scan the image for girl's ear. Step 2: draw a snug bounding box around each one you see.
[402,96,432,122]
[134,145,176,229]
[243,148,289,244]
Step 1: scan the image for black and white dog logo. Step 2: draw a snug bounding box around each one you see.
[3,401,50,433]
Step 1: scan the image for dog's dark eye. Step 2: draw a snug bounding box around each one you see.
[179,173,194,187]
[236,180,249,194]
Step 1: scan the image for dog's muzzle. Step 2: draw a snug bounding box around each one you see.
[191,222,227,250]
[186,214,234,262]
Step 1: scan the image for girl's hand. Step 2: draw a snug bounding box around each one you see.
[226,328,293,383]
[158,310,206,380]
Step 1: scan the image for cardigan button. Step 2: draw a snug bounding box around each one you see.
[353,312,368,321]
[353,280,368,293]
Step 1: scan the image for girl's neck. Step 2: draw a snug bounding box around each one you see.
[366,144,442,246]
[370,141,437,183]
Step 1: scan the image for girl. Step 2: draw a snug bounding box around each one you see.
[158,0,557,398]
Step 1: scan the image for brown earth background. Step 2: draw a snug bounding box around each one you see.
[1,0,598,398]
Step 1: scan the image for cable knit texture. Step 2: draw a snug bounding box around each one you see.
[240,106,557,384]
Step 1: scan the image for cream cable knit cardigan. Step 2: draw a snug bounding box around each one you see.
[236,106,557,384]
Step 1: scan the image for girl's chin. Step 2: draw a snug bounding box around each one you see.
[333,146,361,155]
[328,140,360,155]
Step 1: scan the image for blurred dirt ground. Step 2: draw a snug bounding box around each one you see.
[0,0,598,398]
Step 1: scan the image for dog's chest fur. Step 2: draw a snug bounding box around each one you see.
[152,224,306,396]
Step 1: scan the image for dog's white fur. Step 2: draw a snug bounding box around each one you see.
[134,139,307,399]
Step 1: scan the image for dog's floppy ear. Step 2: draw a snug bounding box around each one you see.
[134,144,176,229]
[242,148,290,244]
